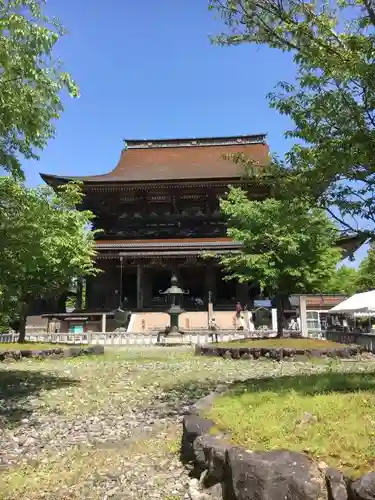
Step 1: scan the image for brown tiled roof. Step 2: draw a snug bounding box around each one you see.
[40,134,269,185]
[306,295,347,306]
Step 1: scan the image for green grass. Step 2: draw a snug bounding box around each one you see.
[206,371,375,477]
[217,338,347,349]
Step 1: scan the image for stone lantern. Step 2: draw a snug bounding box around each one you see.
[160,274,189,334]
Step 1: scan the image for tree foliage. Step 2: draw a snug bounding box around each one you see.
[0,178,97,340]
[0,0,78,178]
[209,0,375,241]
[218,187,341,334]
[323,265,359,296]
[357,244,375,292]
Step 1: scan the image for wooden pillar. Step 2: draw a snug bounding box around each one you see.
[299,295,308,337]
[101,313,107,333]
[206,264,216,305]
[137,263,144,309]
[143,267,152,307]
[271,308,277,331]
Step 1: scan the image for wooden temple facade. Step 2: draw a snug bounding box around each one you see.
[40,134,361,314]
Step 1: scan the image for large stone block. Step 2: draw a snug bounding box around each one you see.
[225,448,328,500]
[351,471,375,500]
[64,346,83,357]
[86,345,105,355]
[180,415,216,464]
[64,344,104,357]
[325,468,349,500]
[193,435,229,483]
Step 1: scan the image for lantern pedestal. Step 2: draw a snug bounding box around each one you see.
[166,305,183,334]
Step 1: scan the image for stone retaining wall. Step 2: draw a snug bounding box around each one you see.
[195,343,363,360]
[0,345,104,362]
[181,385,374,500]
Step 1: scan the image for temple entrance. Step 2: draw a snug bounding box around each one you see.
[121,270,137,308]
[216,268,236,304]
[151,268,170,307]
[180,266,206,309]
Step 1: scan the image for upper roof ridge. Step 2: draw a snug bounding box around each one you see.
[124,134,267,150]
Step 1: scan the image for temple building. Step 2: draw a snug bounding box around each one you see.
[40,133,361,320]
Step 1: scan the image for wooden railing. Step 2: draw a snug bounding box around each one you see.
[323,330,375,353]
[4,329,374,351]
[0,331,248,346]
[0,329,290,346]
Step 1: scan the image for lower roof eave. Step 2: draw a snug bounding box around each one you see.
[94,238,242,251]
[96,249,240,259]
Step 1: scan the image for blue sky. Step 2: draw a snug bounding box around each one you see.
[23,0,366,265]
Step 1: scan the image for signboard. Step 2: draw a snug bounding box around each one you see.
[254,299,272,308]
[70,324,84,334]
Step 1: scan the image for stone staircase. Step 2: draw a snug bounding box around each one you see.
[127,310,237,333]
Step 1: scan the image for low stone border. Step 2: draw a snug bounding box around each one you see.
[195,343,364,361]
[0,344,105,362]
[181,383,373,500]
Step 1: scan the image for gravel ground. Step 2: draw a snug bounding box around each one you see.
[1,347,375,499]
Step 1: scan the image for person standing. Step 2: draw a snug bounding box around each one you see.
[235,302,242,329]
[247,310,255,335]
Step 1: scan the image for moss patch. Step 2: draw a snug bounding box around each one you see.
[217,338,347,349]
[206,370,375,477]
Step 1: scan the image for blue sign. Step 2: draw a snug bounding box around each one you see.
[254,299,272,308]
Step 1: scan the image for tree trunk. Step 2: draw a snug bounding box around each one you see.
[275,295,285,338]
[17,301,29,343]
[18,314,27,343]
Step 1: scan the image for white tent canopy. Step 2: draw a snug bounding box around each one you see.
[329,290,375,315]
[353,311,375,318]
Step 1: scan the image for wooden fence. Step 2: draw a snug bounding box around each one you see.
[0,331,248,346]
[323,330,375,353]
[0,329,292,346]
[3,329,374,352]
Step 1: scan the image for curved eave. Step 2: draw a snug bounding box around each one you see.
[40,172,260,189]
[337,234,366,259]
[40,173,84,187]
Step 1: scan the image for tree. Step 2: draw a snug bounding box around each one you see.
[357,244,375,292]
[0,0,78,178]
[0,178,97,341]
[218,187,341,336]
[209,0,375,242]
[323,265,359,296]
